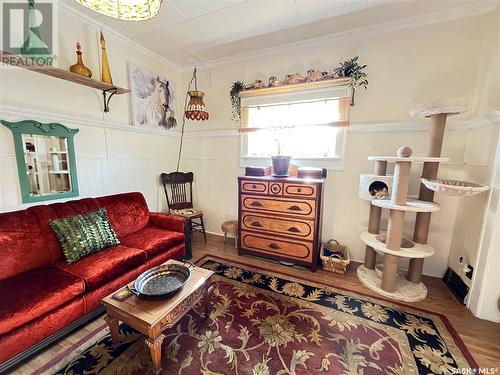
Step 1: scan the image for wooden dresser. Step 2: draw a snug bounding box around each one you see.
[237,176,325,271]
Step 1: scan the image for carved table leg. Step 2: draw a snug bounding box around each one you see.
[145,333,165,372]
[104,314,120,345]
[203,279,212,319]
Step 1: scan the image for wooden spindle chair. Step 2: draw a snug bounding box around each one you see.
[160,171,207,242]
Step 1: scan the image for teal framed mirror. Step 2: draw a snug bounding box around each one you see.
[1,119,80,203]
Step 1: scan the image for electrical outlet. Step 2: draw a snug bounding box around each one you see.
[465,264,473,280]
[458,256,473,282]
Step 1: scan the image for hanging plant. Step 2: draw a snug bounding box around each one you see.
[230,81,245,125]
[334,56,368,88]
[333,56,368,105]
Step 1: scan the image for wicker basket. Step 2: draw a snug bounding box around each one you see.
[320,239,350,274]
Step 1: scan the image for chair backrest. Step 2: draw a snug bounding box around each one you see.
[160,171,194,211]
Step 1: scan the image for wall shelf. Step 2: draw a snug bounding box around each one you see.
[0,51,130,113]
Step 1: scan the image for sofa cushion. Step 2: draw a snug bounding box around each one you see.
[0,268,85,335]
[49,208,120,264]
[0,209,50,282]
[50,197,101,218]
[120,227,185,258]
[55,245,147,289]
[28,205,66,264]
[96,192,150,238]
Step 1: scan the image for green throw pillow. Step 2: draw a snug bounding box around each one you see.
[49,208,120,264]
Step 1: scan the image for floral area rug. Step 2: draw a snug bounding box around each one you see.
[49,256,475,375]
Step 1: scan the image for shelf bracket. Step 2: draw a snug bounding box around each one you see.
[102,88,118,113]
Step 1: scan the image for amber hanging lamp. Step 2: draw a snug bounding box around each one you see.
[185,68,209,121]
[176,67,209,172]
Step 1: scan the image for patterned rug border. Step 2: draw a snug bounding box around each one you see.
[196,253,478,369]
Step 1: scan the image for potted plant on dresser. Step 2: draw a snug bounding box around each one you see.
[271,129,291,177]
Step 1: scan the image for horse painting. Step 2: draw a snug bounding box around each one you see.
[129,64,175,129]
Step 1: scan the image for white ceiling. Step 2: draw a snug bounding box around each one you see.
[61,0,497,67]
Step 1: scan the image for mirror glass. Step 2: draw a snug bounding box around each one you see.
[22,134,73,197]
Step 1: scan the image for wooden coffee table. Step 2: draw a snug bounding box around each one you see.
[102,260,214,372]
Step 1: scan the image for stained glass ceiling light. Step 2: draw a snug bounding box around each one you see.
[75,0,163,21]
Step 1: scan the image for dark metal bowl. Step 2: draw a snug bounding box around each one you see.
[128,262,193,300]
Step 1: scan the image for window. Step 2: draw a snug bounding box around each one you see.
[240,84,350,169]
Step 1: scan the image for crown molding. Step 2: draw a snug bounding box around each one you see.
[181,1,499,71]
[0,104,181,138]
[55,1,182,72]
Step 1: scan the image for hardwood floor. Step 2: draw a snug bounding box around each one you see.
[14,233,500,374]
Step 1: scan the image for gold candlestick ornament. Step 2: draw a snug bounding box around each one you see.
[69,42,92,78]
[100,31,113,85]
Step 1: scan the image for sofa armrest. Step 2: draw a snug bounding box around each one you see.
[149,212,186,233]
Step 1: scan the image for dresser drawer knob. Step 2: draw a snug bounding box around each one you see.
[268,243,281,250]
[288,205,302,211]
[297,188,302,192]
[250,201,263,207]
[250,221,263,227]
[252,184,256,189]
[287,226,301,233]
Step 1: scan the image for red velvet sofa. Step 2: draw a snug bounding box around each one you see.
[0,192,186,370]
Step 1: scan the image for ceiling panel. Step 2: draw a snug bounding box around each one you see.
[170,0,245,18]
[412,0,468,16]
[247,0,299,25]
[207,2,261,39]
[105,3,189,38]
[364,1,416,25]
[179,15,228,43]
[134,24,198,54]
[320,8,366,35]
[295,0,345,16]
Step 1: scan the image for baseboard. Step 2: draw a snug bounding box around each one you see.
[0,307,105,374]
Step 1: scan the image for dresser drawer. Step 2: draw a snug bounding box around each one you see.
[269,182,283,195]
[241,195,316,218]
[240,180,268,194]
[284,183,317,198]
[240,231,313,261]
[241,212,314,240]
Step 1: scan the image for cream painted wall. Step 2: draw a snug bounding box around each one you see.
[0,5,182,212]
[449,6,500,287]
[467,6,500,322]
[177,13,497,278]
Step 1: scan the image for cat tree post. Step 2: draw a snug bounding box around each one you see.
[408,99,467,283]
[364,161,387,269]
[381,147,412,292]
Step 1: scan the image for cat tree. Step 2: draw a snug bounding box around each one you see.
[357,98,489,302]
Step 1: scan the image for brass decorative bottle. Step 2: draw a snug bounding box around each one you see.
[100,31,113,85]
[69,42,92,78]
